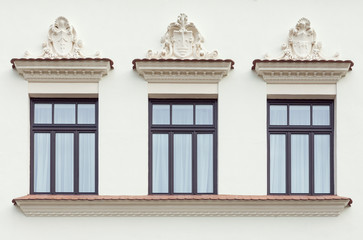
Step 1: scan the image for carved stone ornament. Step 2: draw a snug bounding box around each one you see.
[272,18,337,60]
[147,13,218,59]
[25,16,99,58]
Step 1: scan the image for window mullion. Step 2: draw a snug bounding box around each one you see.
[310,132,314,195]
[74,131,79,194]
[169,131,174,194]
[192,131,197,194]
[50,131,55,194]
[286,132,291,195]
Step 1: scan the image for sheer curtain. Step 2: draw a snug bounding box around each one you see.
[55,133,74,192]
[152,134,169,193]
[174,134,192,193]
[34,104,52,124]
[54,104,75,124]
[290,106,310,125]
[79,133,95,192]
[313,106,330,125]
[196,105,213,125]
[34,133,51,192]
[197,134,213,193]
[172,105,193,125]
[78,104,95,124]
[314,135,330,193]
[270,105,287,125]
[291,134,309,193]
[270,134,286,193]
[152,105,170,125]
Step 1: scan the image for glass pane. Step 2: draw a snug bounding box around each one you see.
[34,133,51,192]
[172,105,193,125]
[196,105,213,125]
[290,105,310,125]
[313,106,330,126]
[54,104,76,124]
[270,105,287,125]
[270,134,286,194]
[55,133,74,192]
[152,105,170,125]
[34,104,52,124]
[152,134,169,193]
[174,134,192,193]
[291,134,309,193]
[314,135,331,193]
[78,104,95,124]
[197,134,213,193]
[79,133,96,192]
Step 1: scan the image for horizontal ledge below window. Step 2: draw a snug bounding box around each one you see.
[252,59,353,84]
[11,58,113,83]
[12,194,352,217]
[133,59,234,83]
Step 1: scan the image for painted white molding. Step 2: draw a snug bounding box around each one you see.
[253,60,353,84]
[134,60,233,83]
[147,13,218,59]
[14,197,350,217]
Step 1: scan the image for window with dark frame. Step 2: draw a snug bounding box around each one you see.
[149,99,217,195]
[267,99,334,195]
[30,99,98,194]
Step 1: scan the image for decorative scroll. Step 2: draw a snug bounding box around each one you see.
[279,18,325,60]
[147,13,218,59]
[25,17,100,58]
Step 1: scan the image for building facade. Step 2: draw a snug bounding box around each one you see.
[1,0,362,239]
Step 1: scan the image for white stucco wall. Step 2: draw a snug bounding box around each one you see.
[0,0,362,239]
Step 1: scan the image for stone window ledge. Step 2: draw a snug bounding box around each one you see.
[12,194,351,217]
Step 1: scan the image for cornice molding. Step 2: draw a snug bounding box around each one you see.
[13,195,351,217]
[253,60,353,84]
[133,59,234,83]
[11,58,113,83]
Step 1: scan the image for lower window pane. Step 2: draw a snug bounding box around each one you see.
[152,134,169,193]
[79,133,95,192]
[314,135,331,193]
[55,133,74,192]
[270,134,286,193]
[291,134,309,193]
[174,134,192,193]
[34,133,51,192]
[197,134,213,193]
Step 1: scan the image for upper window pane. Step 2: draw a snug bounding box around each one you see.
[34,104,52,124]
[313,106,330,126]
[152,105,170,125]
[196,105,213,125]
[54,104,76,124]
[289,105,310,125]
[270,105,287,125]
[78,104,96,124]
[172,105,193,125]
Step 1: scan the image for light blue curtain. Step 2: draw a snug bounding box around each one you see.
[78,104,95,124]
[172,105,193,125]
[291,134,309,193]
[196,105,213,125]
[174,134,192,193]
[314,135,330,193]
[34,133,51,192]
[34,104,52,124]
[197,134,213,193]
[290,106,310,125]
[152,105,170,125]
[270,134,286,193]
[55,133,74,192]
[270,105,287,125]
[313,106,330,125]
[79,133,95,192]
[54,104,75,124]
[152,134,169,193]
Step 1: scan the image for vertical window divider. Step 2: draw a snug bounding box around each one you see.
[310,132,314,195]
[192,131,197,194]
[286,132,291,195]
[50,131,55,194]
[169,131,174,195]
[74,130,79,194]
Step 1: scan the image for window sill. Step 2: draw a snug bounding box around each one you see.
[12,194,351,217]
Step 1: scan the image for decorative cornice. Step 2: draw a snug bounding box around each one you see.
[13,195,351,217]
[253,60,353,84]
[133,59,233,83]
[11,58,113,83]
[147,13,218,59]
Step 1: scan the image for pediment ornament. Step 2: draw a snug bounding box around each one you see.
[25,17,100,58]
[147,13,218,59]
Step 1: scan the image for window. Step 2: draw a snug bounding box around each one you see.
[30,99,98,194]
[149,99,217,194]
[268,100,334,195]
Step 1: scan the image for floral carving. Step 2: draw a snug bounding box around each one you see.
[147,13,218,59]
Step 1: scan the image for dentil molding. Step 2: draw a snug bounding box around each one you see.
[253,18,353,84]
[11,17,113,84]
